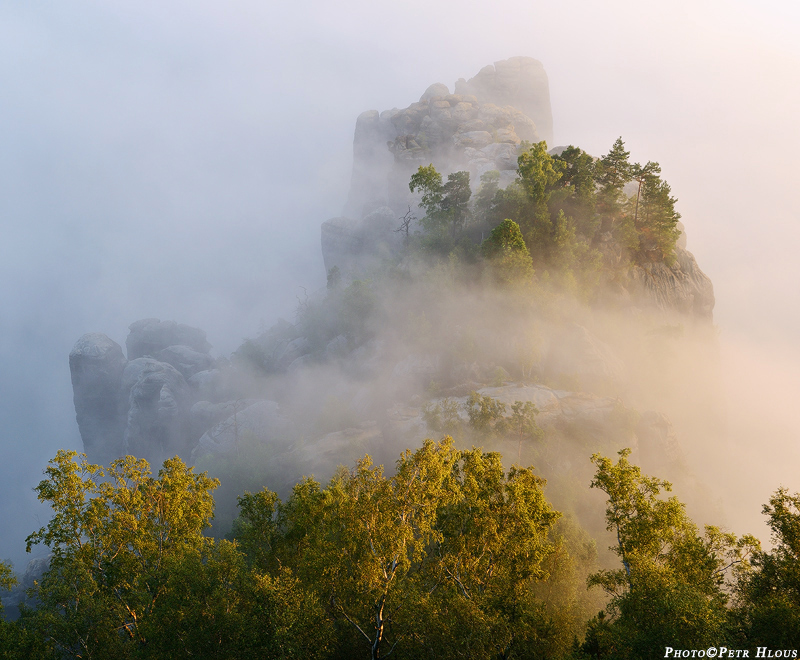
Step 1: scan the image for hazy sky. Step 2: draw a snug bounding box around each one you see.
[1,0,798,567]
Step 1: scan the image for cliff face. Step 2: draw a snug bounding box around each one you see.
[343,56,552,220]
[626,246,715,320]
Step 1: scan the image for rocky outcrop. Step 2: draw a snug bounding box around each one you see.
[342,57,551,220]
[122,359,191,464]
[454,57,553,145]
[70,319,229,467]
[636,410,684,470]
[69,333,127,464]
[126,318,211,360]
[157,345,215,379]
[626,246,715,320]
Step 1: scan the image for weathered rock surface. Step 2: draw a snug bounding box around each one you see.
[342,57,550,220]
[69,333,127,464]
[187,369,225,402]
[126,318,211,360]
[277,337,311,371]
[189,399,258,442]
[123,359,191,464]
[157,344,215,379]
[291,421,383,485]
[70,319,228,466]
[627,246,715,319]
[636,410,684,469]
[454,57,553,144]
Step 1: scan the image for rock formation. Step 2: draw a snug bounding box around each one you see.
[341,56,551,221]
[69,333,127,465]
[323,57,715,325]
[69,58,714,530]
[626,246,715,320]
[70,319,219,467]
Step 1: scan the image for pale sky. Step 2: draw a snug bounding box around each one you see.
[1,0,798,566]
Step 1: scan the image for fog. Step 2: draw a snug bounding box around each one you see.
[2,0,799,570]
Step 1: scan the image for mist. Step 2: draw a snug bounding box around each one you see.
[2,0,799,572]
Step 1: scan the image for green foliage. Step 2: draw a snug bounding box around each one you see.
[596,137,632,203]
[279,438,461,659]
[0,561,14,596]
[231,438,580,659]
[293,278,377,352]
[424,392,544,454]
[409,164,472,245]
[734,488,800,645]
[23,451,219,656]
[422,397,462,438]
[517,140,563,204]
[464,391,508,436]
[515,141,562,253]
[481,218,534,284]
[473,169,501,219]
[422,447,564,658]
[638,173,681,264]
[402,137,685,310]
[22,451,328,659]
[582,450,758,657]
[0,563,49,660]
[481,218,529,257]
[15,444,795,656]
[551,145,597,223]
[510,400,544,462]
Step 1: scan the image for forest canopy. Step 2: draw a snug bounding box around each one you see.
[405,138,682,297]
[2,444,798,659]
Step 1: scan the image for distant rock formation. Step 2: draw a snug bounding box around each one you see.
[127,318,211,360]
[69,333,127,465]
[342,56,552,220]
[70,319,220,466]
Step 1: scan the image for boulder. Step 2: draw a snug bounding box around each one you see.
[187,369,225,402]
[454,56,552,143]
[69,333,127,464]
[126,318,211,360]
[419,83,449,101]
[157,344,215,379]
[122,359,190,465]
[453,130,493,149]
[277,337,311,371]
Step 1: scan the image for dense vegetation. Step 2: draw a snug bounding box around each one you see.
[2,445,799,658]
[407,138,682,297]
[0,140,757,656]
